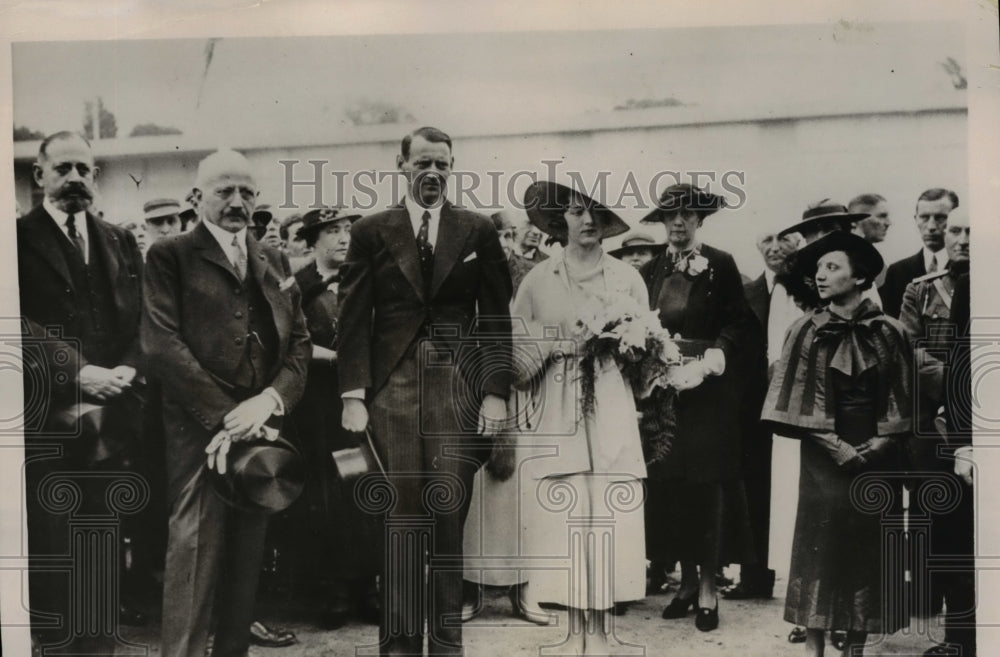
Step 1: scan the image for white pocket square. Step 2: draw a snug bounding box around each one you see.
[463,252,478,263]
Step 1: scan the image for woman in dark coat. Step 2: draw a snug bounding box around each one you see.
[286,207,380,628]
[763,231,911,656]
[639,184,756,631]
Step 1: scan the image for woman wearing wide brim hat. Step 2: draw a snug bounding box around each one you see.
[513,178,649,655]
[639,182,756,632]
[524,179,630,245]
[777,199,868,241]
[762,229,908,657]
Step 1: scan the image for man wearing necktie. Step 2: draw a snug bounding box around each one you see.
[141,149,310,657]
[338,126,512,656]
[17,131,144,656]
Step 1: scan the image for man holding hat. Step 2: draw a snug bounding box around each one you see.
[338,126,512,656]
[141,149,311,657]
[143,197,184,245]
[18,130,144,655]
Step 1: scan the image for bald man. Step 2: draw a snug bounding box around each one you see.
[141,150,310,657]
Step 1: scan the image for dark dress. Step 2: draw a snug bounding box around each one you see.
[280,261,379,594]
[640,244,756,567]
[785,371,906,633]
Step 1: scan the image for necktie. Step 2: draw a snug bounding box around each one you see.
[928,255,938,273]
[416,210,434,285]
[66,214,86,261]
[232,234,247,280]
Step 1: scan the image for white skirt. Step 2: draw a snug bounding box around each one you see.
[521,473,646,610]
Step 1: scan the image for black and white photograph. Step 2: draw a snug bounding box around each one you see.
[1,2,998,656]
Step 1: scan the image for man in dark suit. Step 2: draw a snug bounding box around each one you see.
[723,230,794,601]
[18,131,144,655]
[878,188,956,318]
[338,126,512,656]
[141,149,310,657]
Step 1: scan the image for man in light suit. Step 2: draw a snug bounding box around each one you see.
[878,188,956,318]
[19,131,145,656]
[141,150,310,657]
[338,126,512,656]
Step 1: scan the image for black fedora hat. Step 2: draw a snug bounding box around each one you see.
[795,230,884,282]
[640,183,726,224]
[523,180,629,240]
[296,207,363,242]
[778,199,869,238]
[210,435,305,514]
[608,230,663,258]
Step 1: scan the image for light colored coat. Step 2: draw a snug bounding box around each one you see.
[510,253,648,481]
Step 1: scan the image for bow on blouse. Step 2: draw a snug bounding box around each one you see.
[813,299,885,377]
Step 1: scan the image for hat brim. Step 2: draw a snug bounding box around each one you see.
[209,436,305,513]
[295,213,363,241]
[794,230,884,281]
[639,191,725,225]
[609,242,663,258]
[524,181,629,240]
[777,213,869,238]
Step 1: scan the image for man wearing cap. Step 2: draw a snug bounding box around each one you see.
[491,210,535,296]
[338,126,512,656]
[897,209,974,657]
[143,197,184,245]
[879,188,957,319]
[18,130,144,655]
[609,229,662,270]
[141,149,310,657]
[279,213,312,272]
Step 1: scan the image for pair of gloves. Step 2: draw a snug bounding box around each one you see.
[664,348,726,392]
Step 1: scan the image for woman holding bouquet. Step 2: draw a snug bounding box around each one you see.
[639,183,756,631]
[762,231,910,656]
[513,180,650,655]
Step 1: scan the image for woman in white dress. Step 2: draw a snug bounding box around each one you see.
[512,180,648,655]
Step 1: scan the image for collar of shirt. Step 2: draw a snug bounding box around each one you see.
[315,259,340,281]
[44,197,90,259]
[202,218,248,269]
[665,241,700,257]
[923,246,948,272]
[404,194,441,248]
[764,268,777,294]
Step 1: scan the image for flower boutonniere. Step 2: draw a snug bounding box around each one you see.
[687,254,709,277]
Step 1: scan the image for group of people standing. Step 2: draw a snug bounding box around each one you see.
[18,124,974,657]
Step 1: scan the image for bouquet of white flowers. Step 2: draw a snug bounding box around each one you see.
[573,296,683,464]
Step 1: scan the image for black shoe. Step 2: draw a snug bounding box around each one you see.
[321,596,352,630]
[694,603,719,632]
[611,602,628,616]
[831,631,847,651]
[721,581,773,600]
[661,594,696,619]
[922,644,959,656]
[788,626,807,644]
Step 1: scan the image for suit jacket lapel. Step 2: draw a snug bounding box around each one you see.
[88,214,120,284]
[193,222,242,281]
[430,204,473,298]
[379,206,426,302]
[24,207,75,288]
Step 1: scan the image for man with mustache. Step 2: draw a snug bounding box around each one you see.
[18,131,144,655]
[338,126,512,656]
[141,149,310,657]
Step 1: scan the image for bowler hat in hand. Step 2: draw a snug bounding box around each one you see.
[209,434,305,513]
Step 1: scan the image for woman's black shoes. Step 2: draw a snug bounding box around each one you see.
[694,603,719,632]
[661,594,696,619]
